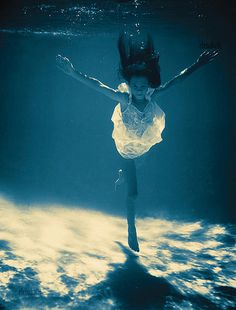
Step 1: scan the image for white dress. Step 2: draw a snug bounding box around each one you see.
[111,83,165,159]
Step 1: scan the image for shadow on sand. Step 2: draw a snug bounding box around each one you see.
[85,241,183,309]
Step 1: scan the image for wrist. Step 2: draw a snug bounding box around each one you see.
[196,59,204,67]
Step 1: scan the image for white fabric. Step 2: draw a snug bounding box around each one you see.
[111,82,165,159]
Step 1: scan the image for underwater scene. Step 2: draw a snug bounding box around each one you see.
[0,1,235,309]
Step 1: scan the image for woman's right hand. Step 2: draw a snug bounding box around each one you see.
[196,50,219,66]
[56,54,75,76]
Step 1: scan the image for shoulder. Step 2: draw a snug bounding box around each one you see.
[150,86,166,101]
[151,100,165,117]
[116,82,130,111]
[119,92,129,112]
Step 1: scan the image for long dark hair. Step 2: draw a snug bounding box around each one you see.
[117,31,161,88]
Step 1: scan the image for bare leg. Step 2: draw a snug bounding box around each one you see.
[120,158,139,252]
[126,196,139,252]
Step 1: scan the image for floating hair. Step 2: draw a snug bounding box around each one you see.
[117,31,161,88]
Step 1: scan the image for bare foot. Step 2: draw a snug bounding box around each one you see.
[115,169,125,191]
[128,225,140,252]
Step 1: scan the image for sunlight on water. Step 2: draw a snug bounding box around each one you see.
[0,196,235,309]
[0,28,88,37]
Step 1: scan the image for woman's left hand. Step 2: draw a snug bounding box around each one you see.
[197,50,219,65]
[56,54,75,76]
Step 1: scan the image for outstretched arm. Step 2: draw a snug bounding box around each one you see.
[151,50,219,100]
[56,55,127,103]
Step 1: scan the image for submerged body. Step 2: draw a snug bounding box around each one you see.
[111,82,165,159]
[56,45,219,252]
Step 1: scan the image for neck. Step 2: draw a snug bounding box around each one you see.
[132,96,147,105]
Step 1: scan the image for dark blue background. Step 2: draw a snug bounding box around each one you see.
[0,0,235,222]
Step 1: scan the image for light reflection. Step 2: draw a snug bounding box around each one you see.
[185,279,211,295]
[0,196,235,309]
[205,225,226,236]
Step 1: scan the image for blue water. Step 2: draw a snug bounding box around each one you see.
[0,1,235,309]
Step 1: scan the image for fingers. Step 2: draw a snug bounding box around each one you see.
[202,50,211,57]
[56,54,63,62]
[203,49,219,56]
[56,54,69,64]
[56,54,71,72]
[200,50,209,57]
[208,50,219,56]
[201,49,219,56]
[208,50,220,62]
[56,61,68,73]
[212,50,219,57]
[199,49,220,64]
[56,55,64,66]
